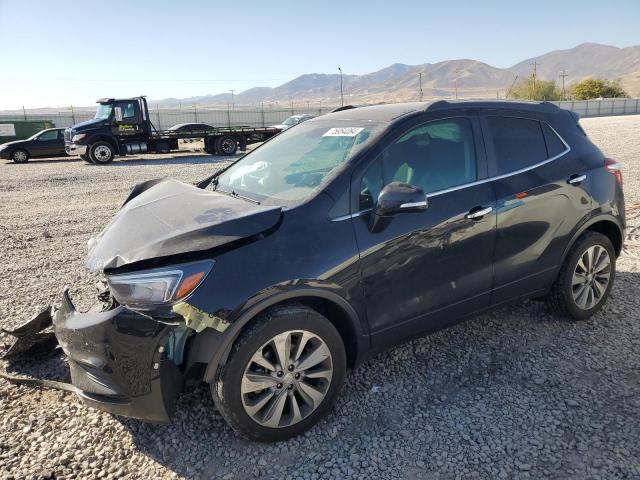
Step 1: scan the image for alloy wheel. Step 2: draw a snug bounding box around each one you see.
[572,245,611,310]
[241,330,333,428]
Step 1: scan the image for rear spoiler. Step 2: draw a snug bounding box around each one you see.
[568,110,581,122]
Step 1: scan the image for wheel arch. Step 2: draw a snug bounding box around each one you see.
[88,134,120,154]
[562,214,624,265]
[196,288,367,383]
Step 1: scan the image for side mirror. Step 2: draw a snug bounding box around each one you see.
[369,182,427,232]
[114,107,123,122]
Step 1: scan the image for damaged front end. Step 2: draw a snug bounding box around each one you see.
[2,288,188,423]
[1,177,282,422]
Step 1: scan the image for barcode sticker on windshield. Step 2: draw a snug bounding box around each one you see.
[323,127,364,137]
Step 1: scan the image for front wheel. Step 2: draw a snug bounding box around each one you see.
[211,305,346,442]
[89,141,114,164]
[12,149,30,163]
[80,153,93,163]
[546,231,616,320]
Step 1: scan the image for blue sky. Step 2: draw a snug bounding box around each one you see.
[1,0,638,109]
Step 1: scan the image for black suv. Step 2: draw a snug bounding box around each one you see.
[35,101,626,441]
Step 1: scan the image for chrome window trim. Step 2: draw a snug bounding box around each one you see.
[331,121,570,222]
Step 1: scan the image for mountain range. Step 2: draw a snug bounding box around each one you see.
[154,43,640,107]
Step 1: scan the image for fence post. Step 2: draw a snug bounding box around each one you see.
[22,106,27,120]
[227,103,231,128]
[261,102,265,127]
[70,105,76,124]
[194,105,198,123]
[156,105,161,130]
[637,98,639,114]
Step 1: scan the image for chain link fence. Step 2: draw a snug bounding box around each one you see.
[0,105,338,130]
[1,98,638,130]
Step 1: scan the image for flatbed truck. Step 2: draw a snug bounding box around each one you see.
[65,96,281,164]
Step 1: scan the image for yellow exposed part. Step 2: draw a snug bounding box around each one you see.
[172,302,230,333]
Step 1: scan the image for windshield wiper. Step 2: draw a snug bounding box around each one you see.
[216,185,261,205]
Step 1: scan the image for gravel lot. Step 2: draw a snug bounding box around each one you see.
[1,115,639,480]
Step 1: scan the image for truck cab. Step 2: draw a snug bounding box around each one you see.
[65,97,153,164]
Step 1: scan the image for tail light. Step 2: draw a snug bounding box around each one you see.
[604,157,623,188]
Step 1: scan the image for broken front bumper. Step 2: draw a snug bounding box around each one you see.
[51,289,183,423]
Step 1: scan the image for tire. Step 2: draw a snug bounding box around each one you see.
[217,135,238,155]
[546,231,616,320]
[11,149,30,163]
[89,141,114,164]
[211,304,346,442]
[80,153,93,163]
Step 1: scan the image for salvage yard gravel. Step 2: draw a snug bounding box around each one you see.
[1,115,640,479]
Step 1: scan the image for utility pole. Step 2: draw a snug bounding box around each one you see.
[453,69,463,100]
[22,106,27,120]
[559,69,569,100]
[530,61,540,99]
[229,90,235,110]
[338,67,344,107]
[417,72,423,102]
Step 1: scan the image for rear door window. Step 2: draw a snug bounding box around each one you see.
[486,116,547,175]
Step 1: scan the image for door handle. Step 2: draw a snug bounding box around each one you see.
[568,174,586,185]
[465,206,493,220]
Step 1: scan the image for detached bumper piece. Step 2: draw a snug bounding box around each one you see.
[1,307,57,359]
[2,290,183,423]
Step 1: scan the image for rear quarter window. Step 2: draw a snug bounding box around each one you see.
[541,123,567,158]
[486,116,548,175]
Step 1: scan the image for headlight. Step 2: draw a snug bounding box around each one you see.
[72,133,87,142]
[106,260,214,310]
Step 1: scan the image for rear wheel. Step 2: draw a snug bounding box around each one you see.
[218,135,238,155]
[12,149,29,163]
[211,305,346,442]
[89,141,114,164]
[546,231,616,320]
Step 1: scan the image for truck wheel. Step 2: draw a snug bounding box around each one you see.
[12,149,30,163]
[218,136,238,155]
[89,141,114,164]
[211,304,346,442]
[80,153,93,163]
[204,138,216,155]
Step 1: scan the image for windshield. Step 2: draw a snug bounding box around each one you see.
[216,120,381,206]
[94,104,113,120]
[282,116,299,126]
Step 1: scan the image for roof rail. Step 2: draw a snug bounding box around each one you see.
[425,99,561,113]
[331,105,358,113]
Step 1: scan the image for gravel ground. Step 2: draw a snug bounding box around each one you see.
[1,116,639,480]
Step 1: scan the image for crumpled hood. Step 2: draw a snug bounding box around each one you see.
[86,179,282,272]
